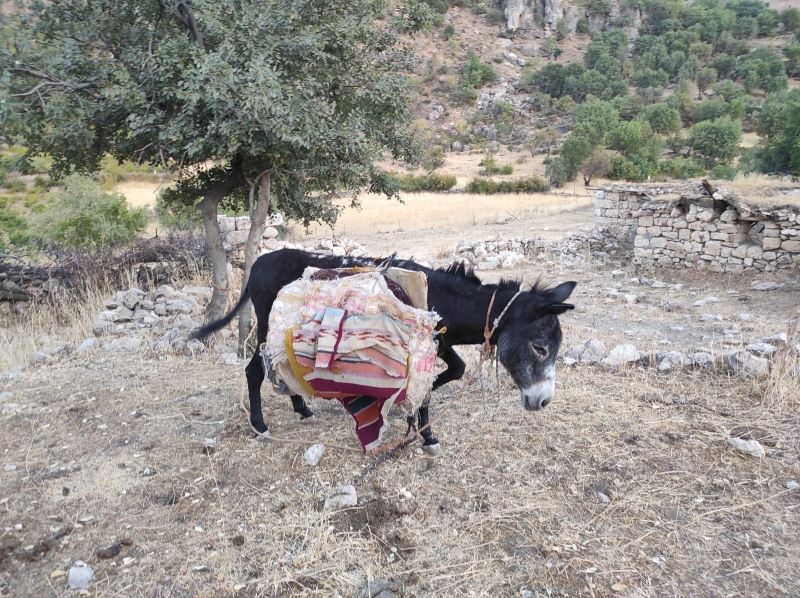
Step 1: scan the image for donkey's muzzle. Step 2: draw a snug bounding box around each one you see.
[521,380,554,411]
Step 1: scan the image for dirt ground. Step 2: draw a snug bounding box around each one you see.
[2,196,799,597]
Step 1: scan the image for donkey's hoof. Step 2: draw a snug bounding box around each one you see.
[421,442,442,457]
[300,413,316,423]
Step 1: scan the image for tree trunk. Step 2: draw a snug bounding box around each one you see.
[201,189,230,323]
[237,171,272,354]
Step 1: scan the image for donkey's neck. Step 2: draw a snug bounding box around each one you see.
[431,282,520,346]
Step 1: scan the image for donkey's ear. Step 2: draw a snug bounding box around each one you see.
[543,281,577,304]
[540,302,575,316]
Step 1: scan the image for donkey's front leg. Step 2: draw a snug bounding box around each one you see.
[417,398,441,456]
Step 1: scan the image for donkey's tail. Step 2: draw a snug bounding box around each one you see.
[192,285,251,339]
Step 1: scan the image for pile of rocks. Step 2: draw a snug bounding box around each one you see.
[562,332,798,379]
[549,227,624,261]
[451,238,535,271]
[88,285,233,357]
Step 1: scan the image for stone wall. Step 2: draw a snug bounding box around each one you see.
[594,185,800,273]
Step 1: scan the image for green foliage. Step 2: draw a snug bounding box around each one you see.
[750,89,800,176]
[5,180,26,193]
[608,120,661,163]
[784,44,800,78]
[465,176,549,194]
[4,0,418,229]
[608,155,652,182]
[479,157,513,175]
[460,52,497,89]
[691,99,731,124]
[633,67,669,90]
[559,132,596,181]
[576,17,589,34]
[658,157,705,180]
[736,47,789,93]
[442,23,455,40]
[545,157,570,188]
[696,67,718,97]
[689,116,742,164]
[579,149,611,185]
[390,172,457,192]
[781,8,800,32]
[30,175,147,250]
[0,203,31,249]
[645,102,681,134]
[710,163,737,180]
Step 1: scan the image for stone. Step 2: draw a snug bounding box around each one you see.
[781,240,800,251]
[601,344,639,367]
[746,342,776,356]
[762,237,781,251]
[165,298,197,314]
[690,352,714,369]
[234,216,250,230]
[727,437,765,458]
[658,351,685,372]
[262,226,279,239]
[303,443,325,466]
[723,351,769,379]
[331,246,346,257]
[0,391,13,402]
[185,339,205,354]
[67,561,94,590]
[219,352,239,366]
[110,306,134,322]
[360,579,399,598]
[762,332,788,345]
[751,281,784,291]
[96,543,121,559]
[218,216,235,233]
[121,289,145,310]
[624,294,638,305]
[787,480,800,491]
[104,337,141,353]
[324,484,357,510]
[692,296,718,307]
[76,338,100,353]
[580,339,607,364]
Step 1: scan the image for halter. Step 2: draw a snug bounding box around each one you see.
[482,286,528,355]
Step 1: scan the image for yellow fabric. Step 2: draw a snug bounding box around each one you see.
[284,327,315,397]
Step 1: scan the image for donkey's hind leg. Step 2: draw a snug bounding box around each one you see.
[290,395,315,420]
[418,399,441,456]
[245,348,268,436]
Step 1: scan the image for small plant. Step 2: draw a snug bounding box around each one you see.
[466,176,549,194]
[479,157,514,175]
[33,175,49,190]
[460,51,497,89]
[441,23,455,40]
[5,180,27,193]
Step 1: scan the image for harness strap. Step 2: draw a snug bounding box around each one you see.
[481,286,528,355]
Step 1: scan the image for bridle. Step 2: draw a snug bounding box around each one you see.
[482,286,528,356]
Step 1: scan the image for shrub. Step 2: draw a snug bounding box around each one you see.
[645,102,682,134]
[608,155,652,182]
[31,174,148,250]
[465,176,549,194]
[479,157,513,175]
[545,157,570,188]
[0,204,31,249]
[33,175,49,190]
[441,23,455,40]
[390,172,457,192]
[659,157,705,179]
[4,180,27,193]
[460,52,497,89]
[576,16,589,34]
[689,116,742,164]
[579,150,611,185]
[711,164,737,180]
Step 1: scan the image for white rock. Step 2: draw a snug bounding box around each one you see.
[219,352,239,366]
[690,352,714,369]
[324,484,357,510]
[751,281,784,291]
[624,294,638,305]
[0,391,14,402]
[303,443,325,466]
[601,344,640,367]
[580,339,607,364]
[76,338,100,353]
[727,437,765,458]
[658,351,685,372]
[262,226,279,239]
[746,342,776,356]
[692,296,718,307]
[331,246,346,257]
[699,313,723,322]
[67,561,94,590]
[723,351,770,379]
[786,480,799,491]
[104,337,141,353]
[185,339,205,354]
[762,332,788,345]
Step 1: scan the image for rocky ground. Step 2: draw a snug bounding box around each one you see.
[1,208,799,596]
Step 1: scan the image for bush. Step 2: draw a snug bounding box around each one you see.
[658,157,705,179]
[460,52,497,89]
[479,157,513,175]
[711,164,737,180]
[441,23,455,40]
[466,176,549,194]
[608,155,653,182]
[4,180,26,193]
[576,16,589,34]
[545,157,570,188]
[689,116,742,164]
[31,174,148,250]
[390,172,457,192]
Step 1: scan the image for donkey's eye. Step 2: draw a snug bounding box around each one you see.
[531,344,549,359]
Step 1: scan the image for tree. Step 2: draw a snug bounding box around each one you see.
[645,102,682,134]
[695,67,718,99]
[460,52,497,88]
[3,0,417,346]
[579,150,611,186]
[531,63,568,97]
[752,89,800,175]
[737,47,789,93]
[689,117,742,164]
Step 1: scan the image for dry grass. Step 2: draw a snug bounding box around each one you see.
[302,191,593,239]
[723,174,800,207]
[762,321,800,413]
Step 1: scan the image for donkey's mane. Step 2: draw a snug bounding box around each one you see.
[436,260,545,294]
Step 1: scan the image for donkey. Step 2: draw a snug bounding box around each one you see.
[194,248,576,450]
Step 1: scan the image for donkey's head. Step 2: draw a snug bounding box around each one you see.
[494,281,576,412]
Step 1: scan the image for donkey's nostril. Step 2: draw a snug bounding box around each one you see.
[540,397,552,408]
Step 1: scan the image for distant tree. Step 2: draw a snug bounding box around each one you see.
[781,8,800,33]
[645,103,682,134]
[696,67,718,99]
[559,132,596,181]
[736,47,788,92]
[531,63,568,97]
[608,120,655,160]
[752,89,800,175]
[545,157,570,188]
[711,53,736,79]
[689,117,742,164]
[3,0,417,342]
[573,98,620,144]
[633,67,669,90]
[461,51,497,88]
[784,44,800,78]
[756,8,781,36]
[579,150,611,185]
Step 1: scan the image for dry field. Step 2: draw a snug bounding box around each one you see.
[2,193,799,597]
